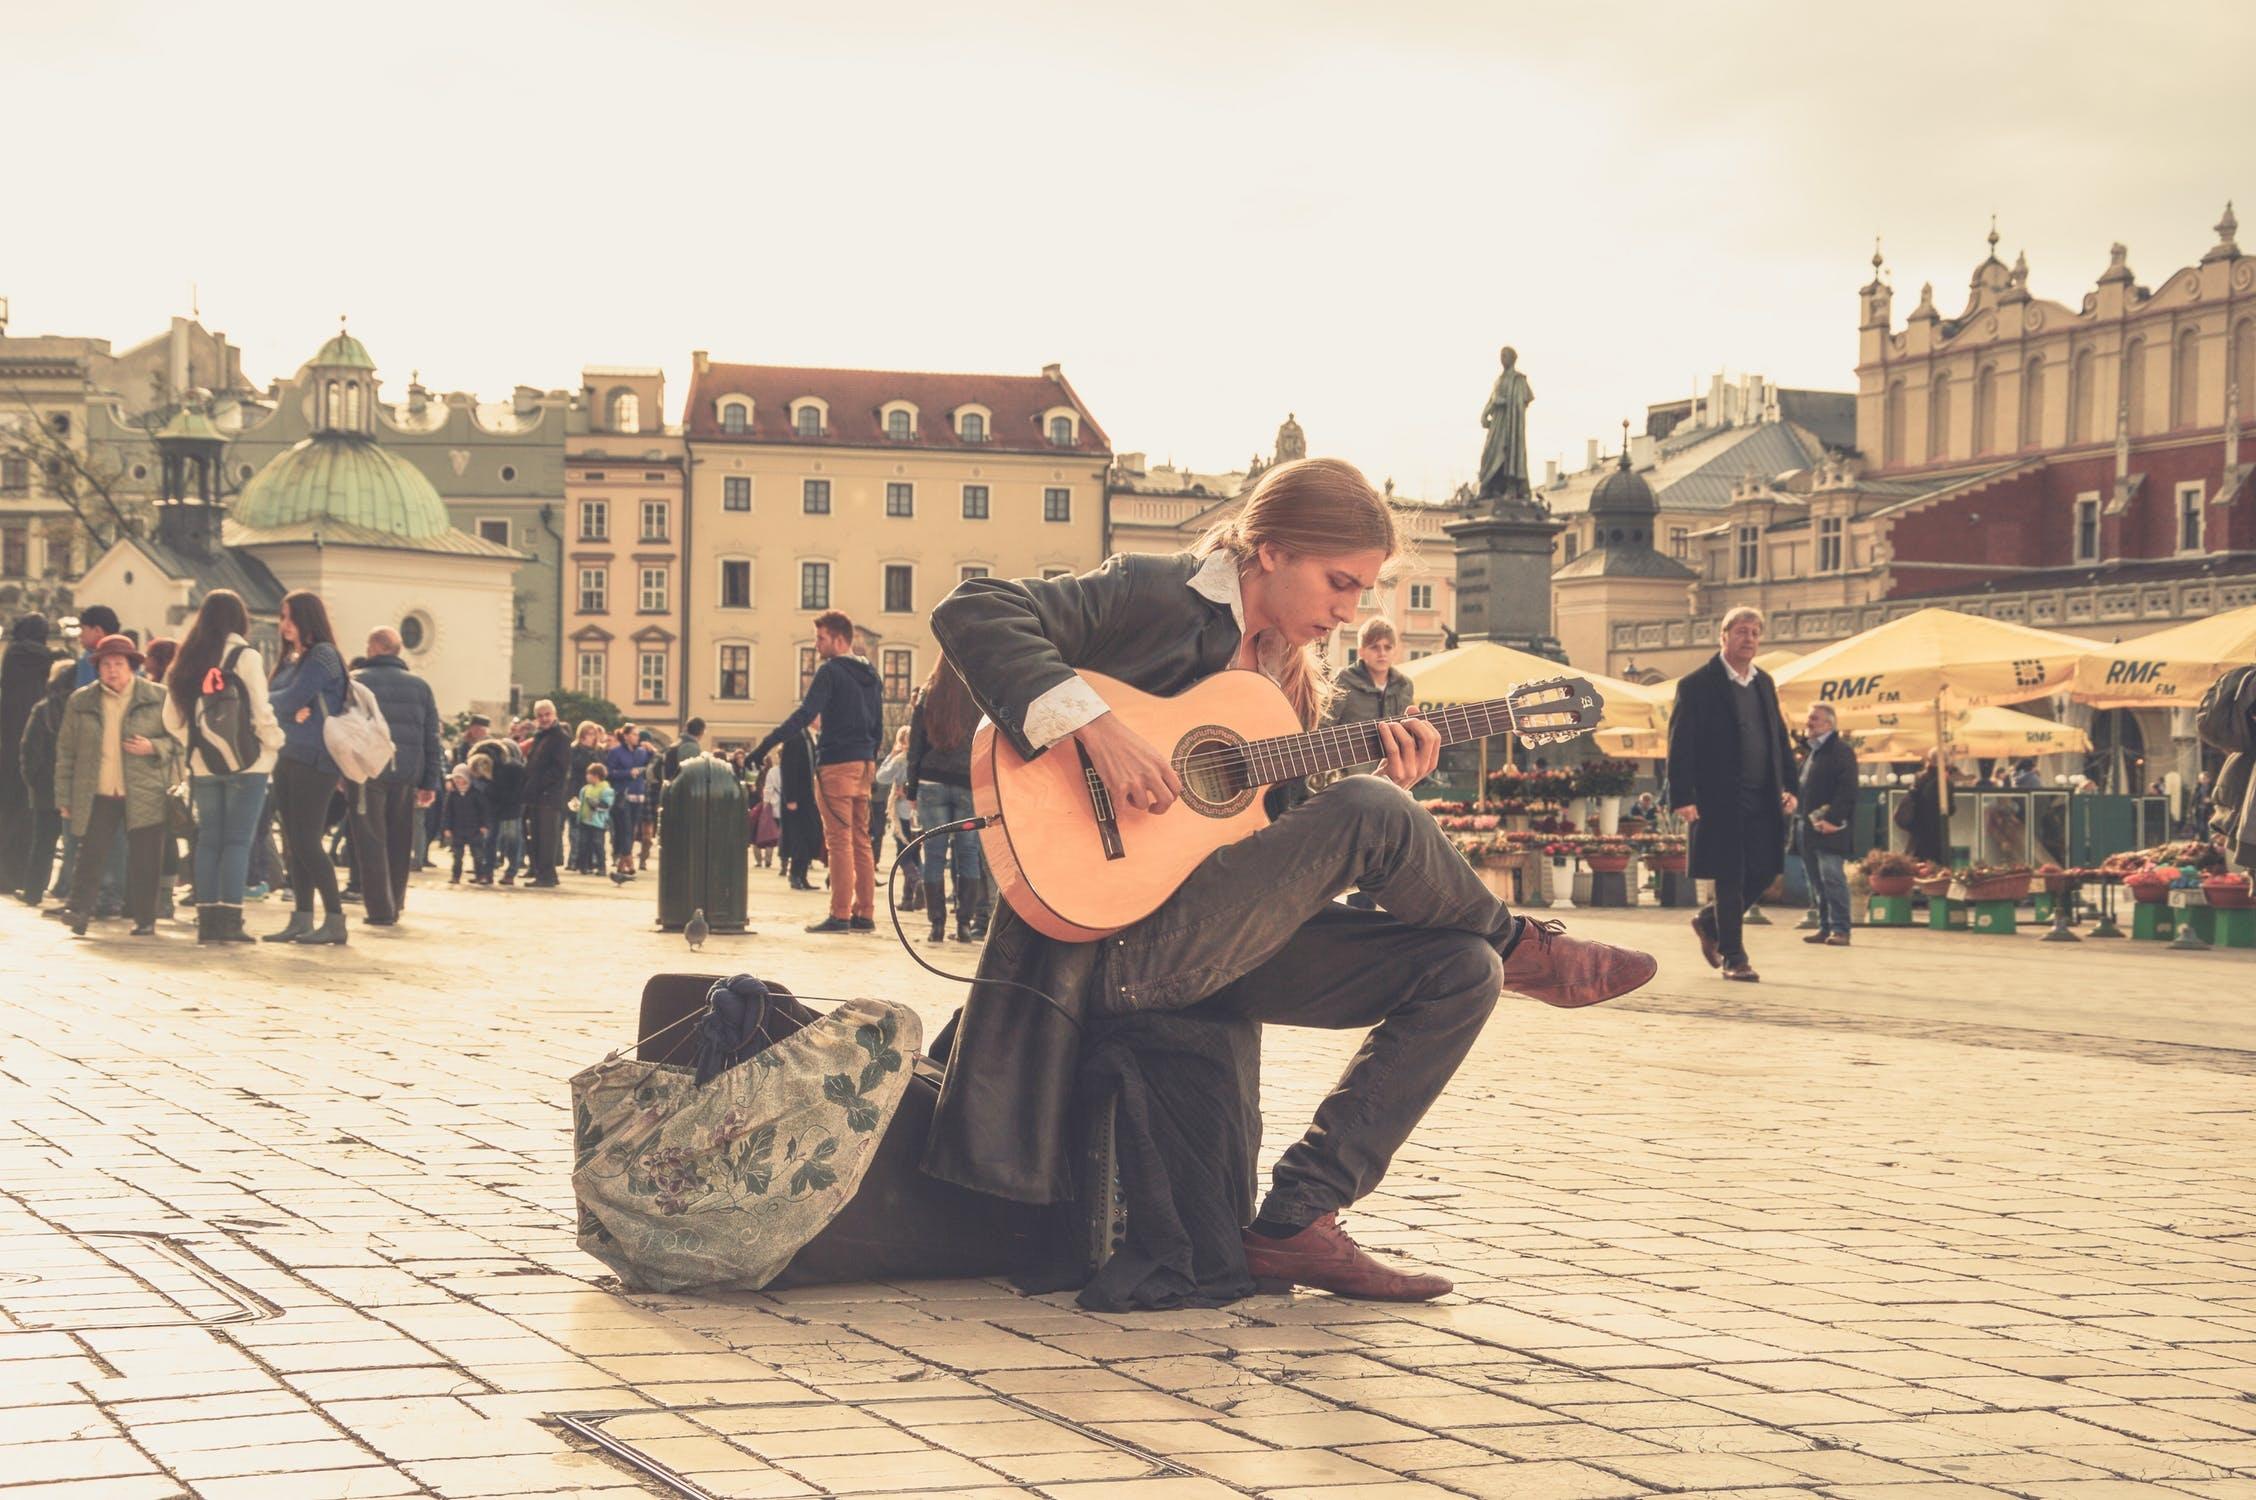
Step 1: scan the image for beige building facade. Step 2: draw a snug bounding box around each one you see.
[682,355,1110,746]
[1108,417,1463,664]
[564,367,686,732]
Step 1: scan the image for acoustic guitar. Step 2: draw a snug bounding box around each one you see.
[971,669,1603,942]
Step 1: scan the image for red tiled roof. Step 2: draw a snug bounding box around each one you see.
[683,361,1110,454]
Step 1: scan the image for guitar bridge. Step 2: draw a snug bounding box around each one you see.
[1077,743,1126,861]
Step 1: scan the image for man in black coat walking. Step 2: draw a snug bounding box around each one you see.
[0,613,58,893]
[351,629,445,925]
[521,698,573,888]
[1796,703,1859,946]
[1667,607,1797,981]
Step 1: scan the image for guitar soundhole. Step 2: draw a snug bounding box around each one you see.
[1174,727,1257,818]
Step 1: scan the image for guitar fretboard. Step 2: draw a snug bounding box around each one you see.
[1223,697,1528,789]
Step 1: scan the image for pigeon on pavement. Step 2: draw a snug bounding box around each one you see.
[685,908,709,951]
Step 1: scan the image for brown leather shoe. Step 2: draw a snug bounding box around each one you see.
[1691,910,1723,968]
[1241,1214,1451,1302]
[1824,934,1851,947]
[1722,962,1760,981]
[1503,919,1658,1009]
[1802,931,1832,944]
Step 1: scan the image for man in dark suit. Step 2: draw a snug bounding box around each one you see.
[1667,607,1797,981]
[1796,703,1859,947]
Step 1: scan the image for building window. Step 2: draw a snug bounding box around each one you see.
[723,476,751,511]
[886,482,914,518]
[1817,516,1843,572]
[1,525,26,578]
[959,412,986,443]
[610,390,640,432]
[795,405,821,437]
[959,564,990,582]
[478,518,511,547]
[961,484,989,519]
[0,456,27,493]
[577,566,607,613]
[1041,567,1072,580]
[1042,487,1071,523]
[719,558,752,609]
[578,499,608,540]
[2178,482,2206,553]
[1408,582,1434,611]
[798,645,818,695]
[717,644,751,700]
[883,563,913,613]
[639,566,669,613]
[803,479,831,514]
[576,649,605,698]
[1048,415,1074,447]
[499,465,517,483]
[881,647,913,703]
[721,401,749,435]
[1735,526,1760,581]
[800,561,831,610]
[638,650,668,704]
[1669,527,1689,558]
[886,409,912,441]
[640,499,669,542]
[2074,492,2101,564]
[1562,534,1578,564]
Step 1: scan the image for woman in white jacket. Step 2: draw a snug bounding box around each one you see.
[161,590,284,943]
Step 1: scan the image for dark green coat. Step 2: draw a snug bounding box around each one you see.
[54,678,178,837]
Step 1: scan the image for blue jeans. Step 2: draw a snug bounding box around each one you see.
[191,770,270,907]
[1800,835,1851,936]
[486,816,523,878]
[914,783,983,892]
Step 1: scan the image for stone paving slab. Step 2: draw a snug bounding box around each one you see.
[1,865,2253,1497]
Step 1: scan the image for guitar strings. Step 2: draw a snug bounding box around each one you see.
[1169,693,1595,780]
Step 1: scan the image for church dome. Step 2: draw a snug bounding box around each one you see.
[1588,452,1656,517]
[311,331,377,371]
[237,436,451,538]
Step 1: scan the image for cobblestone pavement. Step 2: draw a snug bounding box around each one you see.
[3,865,2253,1500]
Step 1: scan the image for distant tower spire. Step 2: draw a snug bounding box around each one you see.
[1987,214,2000,259]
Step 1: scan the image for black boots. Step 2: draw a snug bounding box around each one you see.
[926,884,948,944]
[954,874,981,943]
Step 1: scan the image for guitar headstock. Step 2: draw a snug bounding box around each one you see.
[1505,676,1604,745]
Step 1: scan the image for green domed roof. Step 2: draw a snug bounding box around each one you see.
[155,407,227,444]
[237,436,450,538]
[312,331,377,371]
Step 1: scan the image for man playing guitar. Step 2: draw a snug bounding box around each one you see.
[927,456,1658,1301]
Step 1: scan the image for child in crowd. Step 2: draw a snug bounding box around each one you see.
[442,764,493,884]
[573,762,614,874]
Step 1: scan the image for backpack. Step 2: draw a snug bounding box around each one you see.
[190,644,262,776]
[322,676,397,783]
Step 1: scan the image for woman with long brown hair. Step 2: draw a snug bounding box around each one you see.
[904,655,986,943]
[926,455,1657,1303]
[262,589,349,943]
[161,591,283,941]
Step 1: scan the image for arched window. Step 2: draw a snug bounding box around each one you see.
[959,412,985,443]
[795,405,821,437]
[2172,327,2201,429]
[2237,319,2256,422]
[1883,378,1906,467]
[325,378,340,428]
[1048,415,1074,447]
[2019,357,2045,449]
[887,409,911,441]
[611,390,640,433]
[1973,364,1998,455]
[1926,372,1952,462]
[2070,346,2095,443]
[344,380,362,428]
[2124,337,2148,434]
[720,400,748,435]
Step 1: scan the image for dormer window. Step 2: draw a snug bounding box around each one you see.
[795,405,822,438]
[1048,415,1074,447]
[718,399,750,435]
[959,412,986,443]
[887,410,912,441]
[610,390,640,433]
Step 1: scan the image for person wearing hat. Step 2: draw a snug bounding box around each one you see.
[52,634,178,936]
[1,612,58,893]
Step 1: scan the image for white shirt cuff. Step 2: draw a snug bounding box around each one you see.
[1022,674,1111,751]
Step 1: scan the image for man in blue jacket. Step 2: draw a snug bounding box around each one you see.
[352,627,444,925]
[750,609,883,934]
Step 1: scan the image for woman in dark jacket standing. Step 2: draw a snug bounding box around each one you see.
[16,658,76,905]
[0,612,57,893]
[263,590,349,944]
[904,658,984,944]
[1903,749,1949,866]
[772,723,821,891]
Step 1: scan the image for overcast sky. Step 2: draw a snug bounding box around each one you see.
[8,0,2249,499]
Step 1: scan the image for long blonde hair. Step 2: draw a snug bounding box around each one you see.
[1194,457,1398,728]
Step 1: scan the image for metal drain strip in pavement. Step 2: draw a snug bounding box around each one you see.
[555,1392,1194,1499]
[0,1230,280,1332]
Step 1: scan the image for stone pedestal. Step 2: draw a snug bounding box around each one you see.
[1446,497,1566,658]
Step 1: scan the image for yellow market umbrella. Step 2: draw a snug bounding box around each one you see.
[1771,607,2101,718]
[2071,603,2256,709]
[1753,648,1802,675]
[1845,703,2092,760]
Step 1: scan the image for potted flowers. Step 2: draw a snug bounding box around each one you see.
[1574,757,1638,836]
[2200,872,2253,910]
[1862,850,1920,898]
[1640,834,1688,875]
[1584,839,1633,874]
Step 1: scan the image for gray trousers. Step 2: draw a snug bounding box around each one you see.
[1110,775,1516,1226]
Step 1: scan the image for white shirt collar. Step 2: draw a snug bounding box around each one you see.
[1720,653,1756,688]
[1187,550,1289,679]
[1808,729,1832,747]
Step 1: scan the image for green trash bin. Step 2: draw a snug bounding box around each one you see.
[656,755,748,933]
